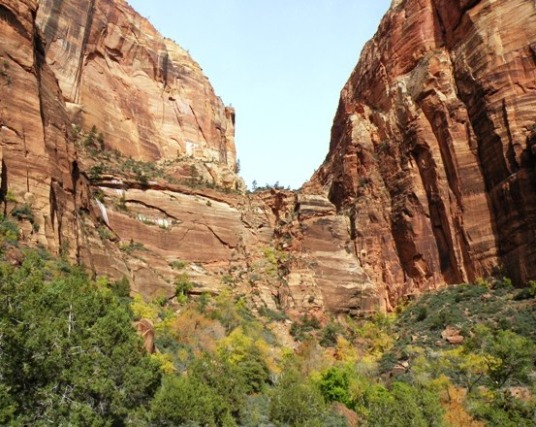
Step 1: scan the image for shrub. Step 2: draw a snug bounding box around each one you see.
[270,368,327,427]
[169,259,187,270]
[10,204,38,232]
[258,306,287,322]
[120,240,146,255]
[175,273,194,304]
[290,314,322,341]
[150,375,222,426]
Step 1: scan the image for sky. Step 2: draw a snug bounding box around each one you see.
[127,0,391,189]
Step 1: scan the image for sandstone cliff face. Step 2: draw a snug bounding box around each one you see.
[36,0,238,177]
[0,0,370,319]
[309,0,536,308]
[4,0,536,320]
[0,0,88,257]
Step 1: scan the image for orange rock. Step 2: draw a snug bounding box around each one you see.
[134,319,155,354]
[308,0,536,307]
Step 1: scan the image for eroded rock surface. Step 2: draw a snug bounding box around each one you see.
[36,0,238,174]
[2,0,536,319]
[309,0,536,308]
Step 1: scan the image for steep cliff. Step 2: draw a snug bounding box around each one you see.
[309,0,536,308]
[0,0,87,257]
[2,0,536,319]
[0,0,371,318]
[0,0,245,297]
[36,0,237,171]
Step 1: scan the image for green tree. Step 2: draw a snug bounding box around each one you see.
[318,365,354,409]
[0,250,161,425]
[270,368,327,427]
[487,330,536,388]
[150,375,221,426]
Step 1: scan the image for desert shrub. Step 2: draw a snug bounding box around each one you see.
[290,314,322,341]
[258,306,287,322]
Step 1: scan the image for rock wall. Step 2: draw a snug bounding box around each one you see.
[0,0,370,318]
[309,0,536,308]
[36,0,237,169]
[0,0,88,256]
[3,0,536,318]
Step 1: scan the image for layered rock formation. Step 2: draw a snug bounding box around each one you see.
[2,0,536,319]
[0,0,85,256]
[309,0,536,308]
[36,0,238,174]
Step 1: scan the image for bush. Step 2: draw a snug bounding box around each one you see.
[150,375,223,427]
[270,369,327,427]
[290,314,322,341]
[0,250,161,425]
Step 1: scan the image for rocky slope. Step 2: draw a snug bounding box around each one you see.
[309,0,536,309]
[0,0,378,318]
[2,0,536,319]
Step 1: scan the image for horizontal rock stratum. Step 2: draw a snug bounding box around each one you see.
[1,0,535,316]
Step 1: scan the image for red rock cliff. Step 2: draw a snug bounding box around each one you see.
[36,0,237,168]
[309,0,536,308]
[3,0,536,318]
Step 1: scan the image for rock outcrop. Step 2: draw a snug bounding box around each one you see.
[309,0,536,308]
[0,0,87,256]
[2,0,536,319]
[36,0,237,172]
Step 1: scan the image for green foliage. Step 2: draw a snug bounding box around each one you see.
[88,164,104,182]
[258,305,287,322]
[0,216,19,243]
[175,273,194,304]
[468,389,536,427]
[320,321,345,347]
[97,224,113,240]
[290,314,322,341]
[150,374,224,427]
[486,330,536,388]
[318,365,354,408]
[270,368,328,427]
[365,382,446,427]
[3,190,17,203]
[0,249,161,425]
[531,281,536,297]
[169,259,187,270]
[11,204,39,232]
[120,240,146,255]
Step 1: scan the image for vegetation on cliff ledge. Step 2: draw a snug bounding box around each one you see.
[0,215,535,426]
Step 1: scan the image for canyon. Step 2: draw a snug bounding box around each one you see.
[0,0,535,318]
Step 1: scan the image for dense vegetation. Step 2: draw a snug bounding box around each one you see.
[0,213,535,426]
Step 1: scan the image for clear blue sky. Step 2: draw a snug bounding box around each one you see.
[127,0,391,189]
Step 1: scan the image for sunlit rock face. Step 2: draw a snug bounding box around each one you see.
[0,0,83,256]
[2,0,536,318]
[0,0,246,300]
[36,0,237,170]
[308,0,536,309]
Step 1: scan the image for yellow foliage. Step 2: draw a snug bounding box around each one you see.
[217,327,278,372]
[442,347,500,392]
[443,385,486,427]
[150,352,175,374]
[131,295,159,322]
[334,336,359,363]
[353,320,393,358]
